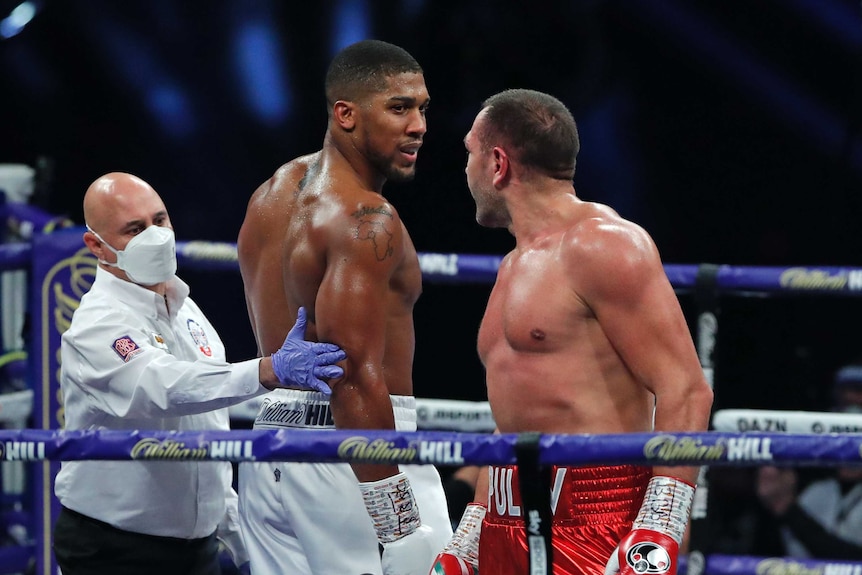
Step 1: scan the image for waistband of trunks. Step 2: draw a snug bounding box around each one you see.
[252,388,417,430]
[484,464,651,525]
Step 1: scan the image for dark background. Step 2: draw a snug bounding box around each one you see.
[2,0,862,412]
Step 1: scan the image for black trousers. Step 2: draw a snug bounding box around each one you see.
[53,506,220,575]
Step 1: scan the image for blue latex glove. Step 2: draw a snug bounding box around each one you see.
[271,307,346,395]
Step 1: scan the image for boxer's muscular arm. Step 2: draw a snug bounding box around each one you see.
[572,219,712,575]
[572,219,713,482]
[315,200,401,482]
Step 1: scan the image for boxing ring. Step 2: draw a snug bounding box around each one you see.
[2,225,862,574]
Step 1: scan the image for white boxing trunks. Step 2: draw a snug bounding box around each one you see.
[238,389,452,575]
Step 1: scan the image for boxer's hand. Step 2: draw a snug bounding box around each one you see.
[359,473,438,575]
[429,503,485,574]
[271,307,346,394]
[604,476,695,575]
[382,525,438,575]
[604,528,678,575]
[430,553,477,575]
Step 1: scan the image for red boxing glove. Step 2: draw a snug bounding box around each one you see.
[430,553,477,575]
[604,476,695,575]
[605,528,678,575]
[429,503,485,575]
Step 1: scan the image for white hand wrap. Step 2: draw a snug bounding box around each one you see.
[359,472,421,544]
[633,475,695,544]
[440,503,485,568]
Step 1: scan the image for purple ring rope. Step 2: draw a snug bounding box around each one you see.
[0,429,859,467]
[4,236,862,295]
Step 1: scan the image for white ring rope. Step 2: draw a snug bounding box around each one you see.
[9,392,862,437]
[712,409,862,434]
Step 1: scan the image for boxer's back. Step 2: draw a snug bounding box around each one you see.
[238,153,320,358]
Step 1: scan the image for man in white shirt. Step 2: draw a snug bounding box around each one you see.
[52,172,346,575]
[756,364,862,559]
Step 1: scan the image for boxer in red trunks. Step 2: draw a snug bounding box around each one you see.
[430,89,714,575]
[480,465,651,575]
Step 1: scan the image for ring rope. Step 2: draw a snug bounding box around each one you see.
[0,429,859,467]
[681,554,862,575]
[713,409,862,434]
[4,236,851,293]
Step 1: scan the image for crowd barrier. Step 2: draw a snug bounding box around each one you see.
[2,225,862,574]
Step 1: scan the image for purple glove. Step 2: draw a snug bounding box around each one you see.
[271,307,346,395]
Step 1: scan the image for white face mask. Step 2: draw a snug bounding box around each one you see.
[88,224,177,286]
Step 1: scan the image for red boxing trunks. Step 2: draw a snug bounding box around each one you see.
[480,464,652,575]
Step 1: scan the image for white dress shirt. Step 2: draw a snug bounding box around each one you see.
[54,267,265,549]
[782,477,862,557]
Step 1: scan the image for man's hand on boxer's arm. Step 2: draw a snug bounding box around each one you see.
[604,476,695,575]
[429,502,485,574]
[270,307,346,394]
[359,473,437,575]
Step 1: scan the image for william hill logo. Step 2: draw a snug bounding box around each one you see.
[418,253,459,276]
[755,558,822,575]
[0,441,46,461]
[131,438,208,460]
[645,435,777,463]
[644,435,725,463]
[754,557,862,575]
[779,268,862,292]
[338,437,417,463]
[337,437,465,465]
[129,438,254,460]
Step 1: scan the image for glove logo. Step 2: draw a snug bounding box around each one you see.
[625,542,671,574]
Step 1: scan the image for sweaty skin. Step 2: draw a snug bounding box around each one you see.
[238,72,428,482]
[465,109,713,486]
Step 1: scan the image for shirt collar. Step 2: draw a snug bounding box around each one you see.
[93,266,189,319]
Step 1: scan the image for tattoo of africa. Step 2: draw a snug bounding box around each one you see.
[353,206,394,261]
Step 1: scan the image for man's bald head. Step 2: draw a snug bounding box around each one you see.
[81,173,173,279]
[83,172,167,235]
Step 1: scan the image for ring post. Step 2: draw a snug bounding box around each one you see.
[515,432,552,575]
[688,263,721,575]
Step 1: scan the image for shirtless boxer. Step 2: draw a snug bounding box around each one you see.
[430,89,714,575]
[236,40,451,575]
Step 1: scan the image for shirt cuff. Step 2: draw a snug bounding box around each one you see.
[231,358,268,397]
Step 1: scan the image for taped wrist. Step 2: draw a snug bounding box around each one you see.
[633,475,695,545]
[441,503,485,567]
[359,472,421,544]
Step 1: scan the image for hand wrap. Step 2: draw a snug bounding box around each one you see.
[604,475,695,575]
[429,502,485,574]
[360,472,436,575]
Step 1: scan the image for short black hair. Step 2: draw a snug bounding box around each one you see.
[479,89,579,180]
[325,39,423,107]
